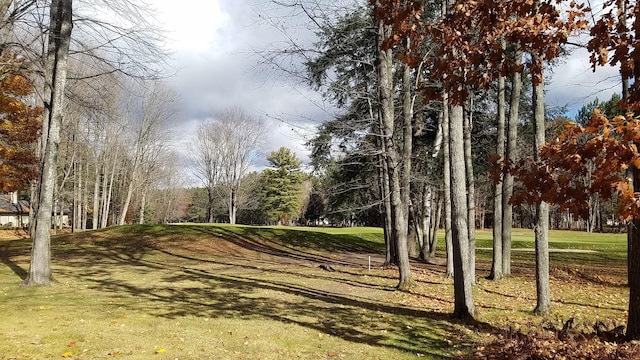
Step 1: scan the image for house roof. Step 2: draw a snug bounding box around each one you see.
[0,194,30,214]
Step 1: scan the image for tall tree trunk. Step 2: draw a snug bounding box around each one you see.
[82,161,88,230]
[26,0,73,286]
[490,72,506,280]
[443,94,454,277]
[629,198,640,339]
[450,104,475,319]
[379,135,395,266]
[402,55,415,259]
[101,153,117,228]
[532,56,550,315]
[624,0,640,340]
[372,91,394,266]
[72,162,78,232]
[119,177,135,225]
[419,184,433,261]
[92,165,100,230]
[502,50,522,276]
[464,95,476,284]
[207,187,215,223]
[377,17,411,288]
[138,188,146,224]
[429,195,442,259]
[229,187,237,224]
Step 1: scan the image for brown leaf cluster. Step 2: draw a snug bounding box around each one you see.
[499,110,640,221]
[587,0,640,109]
[372,0,589,105]
[0,51,42,192]
[468,320,640,360]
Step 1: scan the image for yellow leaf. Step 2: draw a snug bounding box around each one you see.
[155,348,166,354]
[62,351,73,358]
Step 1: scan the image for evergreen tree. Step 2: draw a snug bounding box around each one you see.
[261,147,304,225]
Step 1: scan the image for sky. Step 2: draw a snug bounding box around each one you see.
[152,0,621,180]
[154,0,336,176]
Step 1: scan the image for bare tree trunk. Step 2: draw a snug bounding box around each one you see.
[207,187,215,223]
[464,95,476,284]
[229,187,237,224]
[402,53,415,260]
[450,104,475,319]
[119,175,135,225]
[532,57,550,315]
[138,188,146,224]
[52,196,58,234]
[101,153,117,228]
[381,143,395,265]
[92,165,100,229]
[26,0,73,286]
[377,18,411,288]
[491,73,506,280]
[429,195,442,259]
[72,162,78,232]
[443,94,454,278]
[82,161,88,230]
[374,102,394,266]
[419,184,433,261]
[502,50,522,276]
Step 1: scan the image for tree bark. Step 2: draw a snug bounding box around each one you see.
[229,187,237,224]
[450,104,475,319]
[532,56,550,315]
[490,72,506,280]
[429,195,442,259]
[26,0,73,286]
[419,184,433,261]
[92,165,100,229]
[443,94,454,278]
[502,50,522,276]
[402,53,414,260]
[464,95,476,284]
[119,175,135,225]
[207,187,215,223]
[376,17,411,287]
[138,189,146,224]
[624,1,639,339]
[628,209,640,339]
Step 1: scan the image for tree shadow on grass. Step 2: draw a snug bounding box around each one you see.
[46,225,495,358]
[0,240,28,280]
[68,259,472,358]
[187,225,379,268]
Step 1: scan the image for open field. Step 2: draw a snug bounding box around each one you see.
[0,225,630,359]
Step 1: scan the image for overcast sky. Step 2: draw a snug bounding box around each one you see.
[153,0,621,180]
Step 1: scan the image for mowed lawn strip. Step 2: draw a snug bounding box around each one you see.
[0,225,630,359]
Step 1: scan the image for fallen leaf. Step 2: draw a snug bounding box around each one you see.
[155,348,166,354]
[62,351,73,358]
[68,341,77,347]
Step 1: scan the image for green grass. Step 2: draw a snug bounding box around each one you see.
[0,225,456,360]
[0,225,631,359]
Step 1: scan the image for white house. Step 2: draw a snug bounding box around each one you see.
[0,192,30,228]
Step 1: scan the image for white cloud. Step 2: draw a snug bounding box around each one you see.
[546,47,621,117]
[155,0,232,54]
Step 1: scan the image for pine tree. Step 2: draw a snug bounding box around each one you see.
[261,147,304,225]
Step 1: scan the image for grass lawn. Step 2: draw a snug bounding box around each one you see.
[0,225,630,359]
